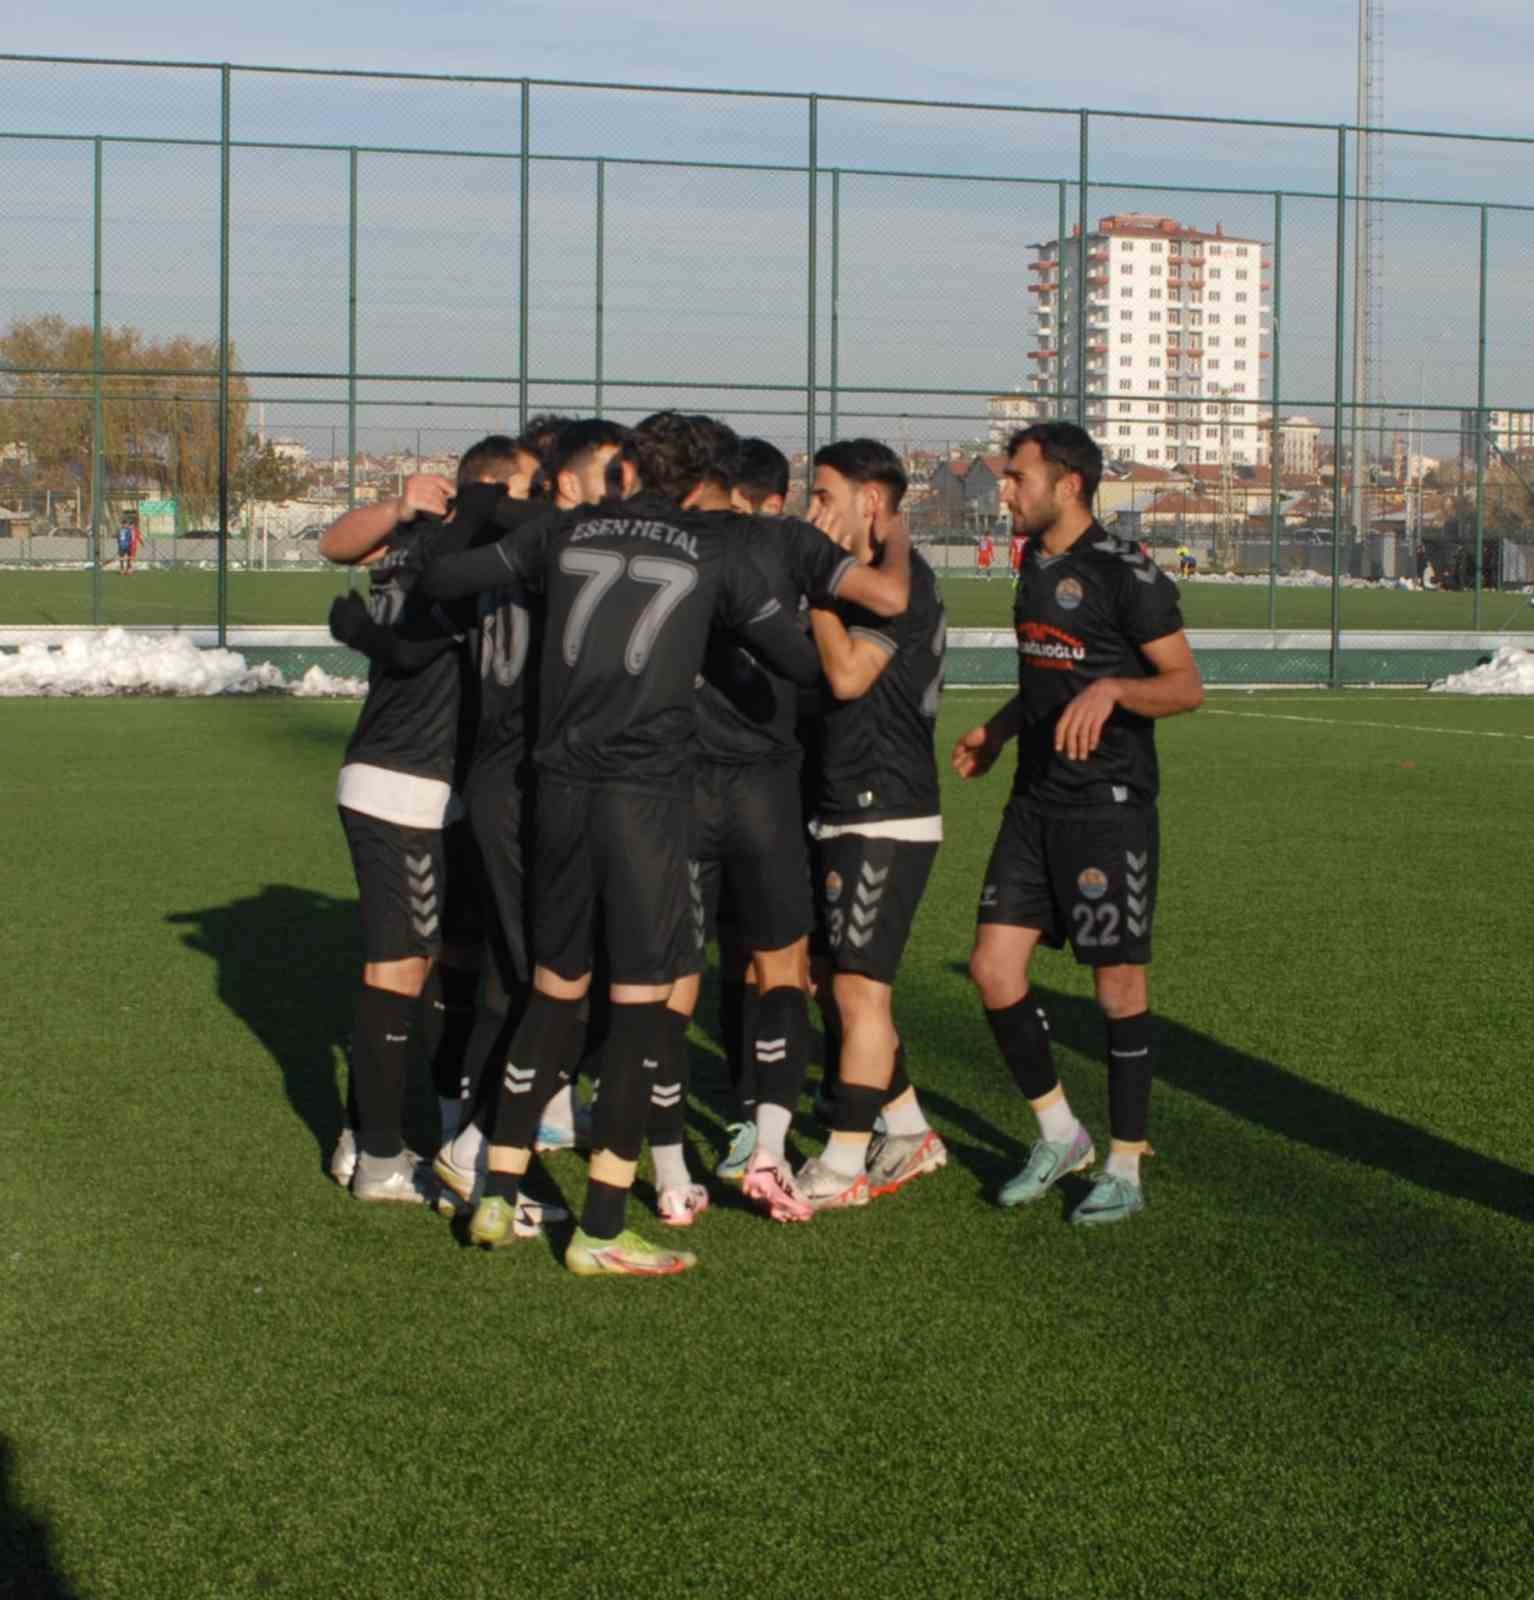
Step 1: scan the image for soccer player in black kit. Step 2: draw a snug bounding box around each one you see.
[953,423,1203,1226]
[419,412,838,1276]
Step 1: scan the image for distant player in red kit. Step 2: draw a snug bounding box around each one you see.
[1010,530,1026,587]
[977,531,995,581]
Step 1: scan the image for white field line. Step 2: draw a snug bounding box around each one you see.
[1203,709,1534,742]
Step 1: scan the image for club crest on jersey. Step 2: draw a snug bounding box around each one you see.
[1077,867,1109,902]
[825,871,843,904]
[1054,576,1084,612]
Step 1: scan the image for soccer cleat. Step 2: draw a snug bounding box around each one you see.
[535,1103,593,1153]
[468,1193,570,1247]
[867,1128,949,1198]
[350,1149,435,1206]
[432,1142,486,1214]
[716,1121,757,1182]
[565,1228,698,1277]
[793,1156,871,1212]
[742,1154,814,1224]
[1070,1171,1146,1228]
[656,1182,711,1228]
[998,1125,1097,1208]
[327,1126,358,1187]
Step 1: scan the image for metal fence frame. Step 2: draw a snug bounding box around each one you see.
[4,53,1534,679]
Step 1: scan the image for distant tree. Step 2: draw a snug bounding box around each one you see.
[0,314,248,525]
[231,436,312,516]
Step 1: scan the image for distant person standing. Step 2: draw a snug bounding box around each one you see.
[977,530,996,581]
[116,515,136,574]
[1010,528,1026,587]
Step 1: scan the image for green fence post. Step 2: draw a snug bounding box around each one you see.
[90,135,103,627]
[1268,191,1282,632]
[1473,204,1488,628]
[830,167,840,444]
[594,158,604,416]
[217,63,231,647]
[519,81,530,431]
[1055,179,1067,415]
[347,147,358,513]
[807,94,818,467]
[1330,127,1347,689]
[1075,110,1088,428]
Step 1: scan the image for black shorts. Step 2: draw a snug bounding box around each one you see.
[441,814,485,953]
[464,756,532,987]
[689,760,814,961]
[811,831,939,985]
[533,780,695,986]
[977,797,1158,967]
[339,806,447,964]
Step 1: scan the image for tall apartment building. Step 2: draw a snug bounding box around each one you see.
[1027,213,1270,467]
[1276,415,1321,475]
[986,391,1043,451]
[1459,408,1534,460]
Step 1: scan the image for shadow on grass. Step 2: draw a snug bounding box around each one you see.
[0,1436,80,1600]
[166,884,362,1165]
[940,964,1532,1226]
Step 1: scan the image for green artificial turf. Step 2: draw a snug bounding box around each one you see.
[2,693,1532,1599]
[5,566,1531,634]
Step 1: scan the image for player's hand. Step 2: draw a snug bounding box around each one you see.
[397,473,455,523]
[808,497,853,550]
[1054,680,1121,762]
[952,724,1002,780]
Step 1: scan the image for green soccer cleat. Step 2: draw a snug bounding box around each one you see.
[564,1228,698,1277]
[467,1193,568,1248]
[998,1125,1096,1208]
[716,1121,757,1183]
[1069,1171,1146,1227]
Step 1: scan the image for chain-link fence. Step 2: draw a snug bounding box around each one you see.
[3,55,1534,673]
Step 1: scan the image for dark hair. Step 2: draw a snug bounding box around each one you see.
[631,410,725,503]
[690,414,741,491]
[457,434,527,487]
[552,418,631,481]
[735,437,790,504]
[813,437,907,509]
[1006,421,1103,506]
[517,413,575,481]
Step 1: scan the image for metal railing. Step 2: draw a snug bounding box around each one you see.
[3,54,1534,675]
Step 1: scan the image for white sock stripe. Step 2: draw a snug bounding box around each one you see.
[1109,1047,1150,1059]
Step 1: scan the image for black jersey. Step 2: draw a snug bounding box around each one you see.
[471,581,540,775]
[422,492,827,797]
[1011,522,1185,813]
[695,513,854,769]
[342,520,466,786]
[814,551,946,825]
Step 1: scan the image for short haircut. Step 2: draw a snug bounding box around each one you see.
[689,414,741,491]
[735,437,790,505]
[1006,421,1103,506]
[457,433,527,486]
[552,418,631,481]
[813,437,907,510]
[631,410,725,504]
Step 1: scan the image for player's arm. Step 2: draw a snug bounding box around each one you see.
[809,607,894,701]
[1053,630,1204,762]
[328,592,462,675]
[317,474,455,565]
[719,545,821,688]
[952,694,1023,780]
[419,500,553,601]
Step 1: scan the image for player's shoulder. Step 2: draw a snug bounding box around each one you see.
[1075,525,1168,590]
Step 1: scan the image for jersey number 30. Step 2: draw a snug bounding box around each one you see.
[559,549,698,674]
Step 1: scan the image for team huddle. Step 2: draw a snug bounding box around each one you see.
[321,413,1203,1277]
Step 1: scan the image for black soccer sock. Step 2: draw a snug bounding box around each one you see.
[349,985,419,1160]
[580,1179,628,1241]
[832,1081,887,1137]
[591,1002,671,1164]
[1106,1011,1154,1144]
[754,986,812,1114]
[466,973,529,1135]
[718,977,749,1095]
[424,962,480,1104]
[986,995,1059,1102]
[487,991,585,1152]
[646,1009,692,1149]
[483,1168,521,1204]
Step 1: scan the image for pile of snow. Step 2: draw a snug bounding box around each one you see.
[0,629,365,698]
[1181,570,1415,590]
[291,664,368,698]
[1429,646,1534,696]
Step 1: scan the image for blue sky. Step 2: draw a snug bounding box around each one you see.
[9,0,1534,136]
